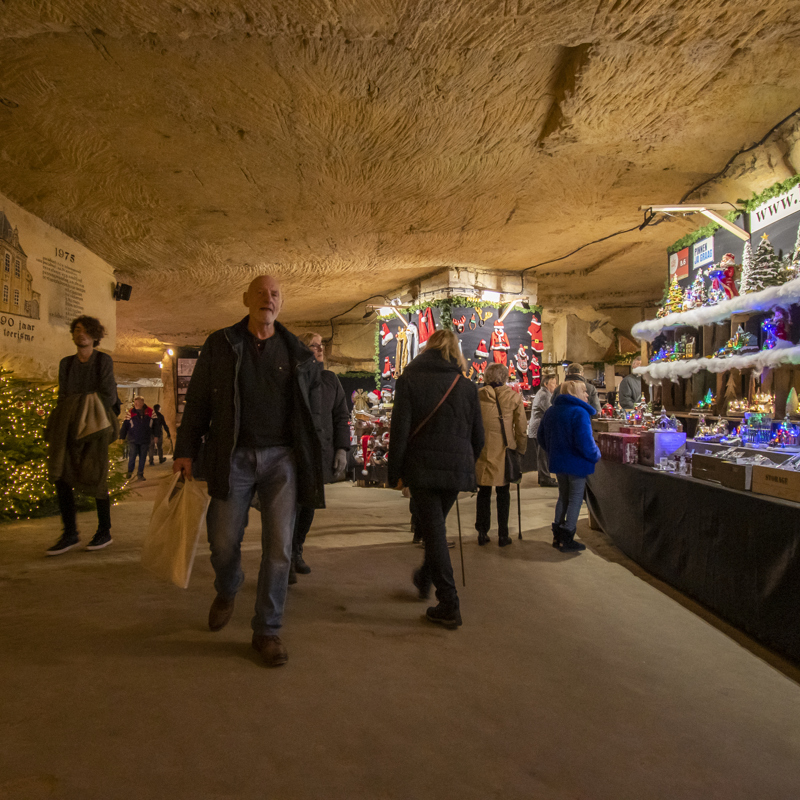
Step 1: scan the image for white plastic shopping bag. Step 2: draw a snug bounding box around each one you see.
[142,472,211,589]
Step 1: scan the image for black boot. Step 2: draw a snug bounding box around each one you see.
[293,551,311,574]
[558,527,586,552]
[538,475,559,487]
[477,531,489,546]
[551,523,562,549]
[498,535,512,547]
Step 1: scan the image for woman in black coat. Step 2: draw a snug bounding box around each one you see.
[389,329,484,629]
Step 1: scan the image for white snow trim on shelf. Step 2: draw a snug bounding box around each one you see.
[633,345,800,382]
[631,277,800,342]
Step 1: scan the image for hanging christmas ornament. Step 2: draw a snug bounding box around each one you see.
[514,344,529,374]
[381,357,394,379]
[380,322,394,346]
[490,320,510,365]
[417,307,435,348]
[527,318,544,353]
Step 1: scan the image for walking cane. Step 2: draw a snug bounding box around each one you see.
[455,498,466,587]
[517,482,522,539]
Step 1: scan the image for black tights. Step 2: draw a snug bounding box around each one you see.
[55,480,111,535]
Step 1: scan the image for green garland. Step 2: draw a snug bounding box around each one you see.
[737,174,800,211]
[666,210,740,255]
[667,175,800,254]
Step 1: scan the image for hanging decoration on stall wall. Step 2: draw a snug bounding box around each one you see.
[375,299,542,394]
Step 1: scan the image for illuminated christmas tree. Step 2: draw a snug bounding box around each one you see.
[0,370,128,520]
[788,222,800,281]
[739,240,755,293]
[748,234,785,292]
[660,276,684,316]
[683,271,708,309]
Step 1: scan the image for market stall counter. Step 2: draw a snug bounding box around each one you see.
[586,460,800,663]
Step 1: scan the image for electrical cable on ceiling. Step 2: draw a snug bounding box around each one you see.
[327,293,390,341]
[514,105,800,293]
[325,107,800,328]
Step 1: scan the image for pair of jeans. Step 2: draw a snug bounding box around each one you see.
[55,480,111,535]
[409,487,459,608]
[127,442,149,476]
[474,484,510,538]
[554,474,587,532]
[206,446,297,636]
[292,505,315,557]
[149,435,163,464]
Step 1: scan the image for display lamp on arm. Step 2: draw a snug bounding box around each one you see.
[640,205,750,242]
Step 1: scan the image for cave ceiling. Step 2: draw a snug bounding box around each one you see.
[2,0,800,365]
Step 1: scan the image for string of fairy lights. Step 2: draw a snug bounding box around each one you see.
[0,369,128,520]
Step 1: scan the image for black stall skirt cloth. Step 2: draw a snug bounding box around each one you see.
[586,460,800,664]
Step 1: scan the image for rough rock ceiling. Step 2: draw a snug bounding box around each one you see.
[2,1,800,368]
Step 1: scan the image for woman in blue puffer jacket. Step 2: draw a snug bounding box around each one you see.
[537,379,601,552]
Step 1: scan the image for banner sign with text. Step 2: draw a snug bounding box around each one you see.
[0,192,116,379]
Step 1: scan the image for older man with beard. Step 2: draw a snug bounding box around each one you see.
[174,275,323,667]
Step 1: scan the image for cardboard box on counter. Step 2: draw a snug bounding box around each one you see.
[592,419,624,434]
[639,430,687,467]
[751,465,800,503]
[599,432,640,464]
[691,453,752,491]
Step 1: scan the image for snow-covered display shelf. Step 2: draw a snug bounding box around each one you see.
[631,276,800,343]
[634,344,800,382]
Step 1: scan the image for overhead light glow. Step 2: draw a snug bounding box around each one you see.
[167,349,174,357]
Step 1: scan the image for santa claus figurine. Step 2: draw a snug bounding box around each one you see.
[709,253,739,300]
[490,321,510,365]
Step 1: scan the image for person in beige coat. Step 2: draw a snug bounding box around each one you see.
[474,362,528,547]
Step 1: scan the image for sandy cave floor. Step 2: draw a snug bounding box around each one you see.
[1,466,800,800]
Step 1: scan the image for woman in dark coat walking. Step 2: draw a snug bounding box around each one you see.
[389,329,484,629]
[537,380,601,552]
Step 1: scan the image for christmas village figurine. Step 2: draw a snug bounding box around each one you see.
[715,325,758,357]
[762,306,793,350]
[683,272,708,310]
[601,403,615,418]
[704,253,739,305]
[694,389,715,413]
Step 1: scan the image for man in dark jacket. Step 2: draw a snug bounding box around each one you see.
[120,396,152,480]
[551,363,601,413]
[619,356,643,409]
[149,403,171,465]
[289,332,350,580]
[174,275,323,668]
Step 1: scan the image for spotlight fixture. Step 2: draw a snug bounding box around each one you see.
[113,282,132,301]
[521,301,531,310]
[157,361,163,369]
[362,309,376,319]
[641,204,749,241]
[167,348,174,357]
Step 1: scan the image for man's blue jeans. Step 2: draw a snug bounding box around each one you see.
[127,443,148,476]
[205,447,297,636]
[554,474,587,532]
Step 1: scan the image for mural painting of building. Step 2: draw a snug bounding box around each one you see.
[0,211,40,319]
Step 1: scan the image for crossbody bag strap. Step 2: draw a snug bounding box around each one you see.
[494,392,510,448]
[410,374,460,439]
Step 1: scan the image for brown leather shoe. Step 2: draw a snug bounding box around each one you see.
[208,594,235,631]
[251,633,288,667]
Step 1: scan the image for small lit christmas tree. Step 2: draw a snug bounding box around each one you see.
[661,275,684,316]
[787,387,800,417]
[748,234,785,292]
[790,222,800,281]
[724,371,739,411]
[0,369,128,520]
[739,240,755,293]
